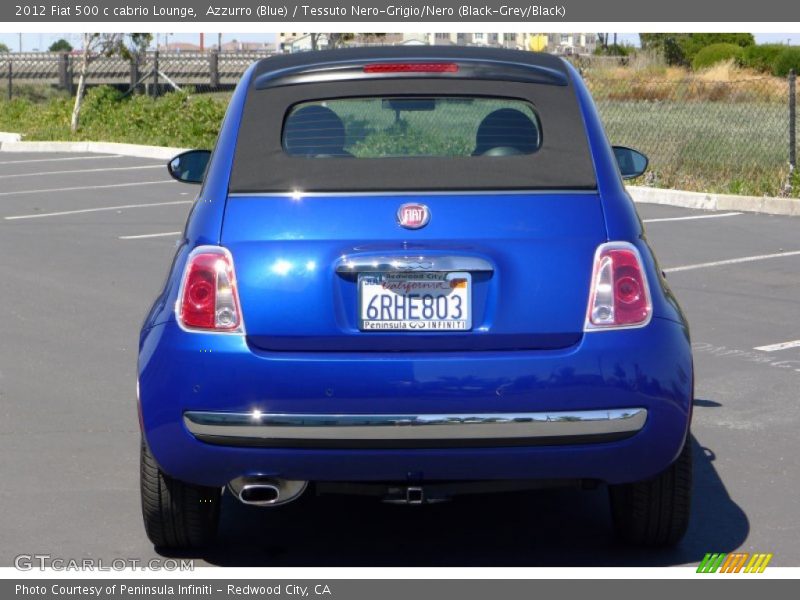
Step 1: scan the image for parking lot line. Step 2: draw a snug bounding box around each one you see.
[0,165,163,179]
[119,231,182,240]
[5,200,192,220]
[643,212,743,223]
[753,340,800,352]
[664,250,800,273]
[0,180,174,197]
[0,155,123,165]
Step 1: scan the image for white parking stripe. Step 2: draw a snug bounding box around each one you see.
[119,231,182,240]
[643,212,743,223]
[0,180,174,197]
[0,155,123,165]
[0,165,162,179]
[754,340,800,352]
[664,250,800,273]
[5,200,192,220]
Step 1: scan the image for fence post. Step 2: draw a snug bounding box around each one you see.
[57,52,70,90]
[152,50,159,98]
[209,49,219,88]
[6,59,11,101]
[790,69,797,180]
[129,58,139,94]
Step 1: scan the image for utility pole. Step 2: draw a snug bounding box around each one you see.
[18,33,21,52]
[217,33,222,52]
[789,70,796,180]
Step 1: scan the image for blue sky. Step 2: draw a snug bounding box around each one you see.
[0,32,797,52]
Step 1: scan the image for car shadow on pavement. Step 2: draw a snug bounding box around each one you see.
[159,430,748,566]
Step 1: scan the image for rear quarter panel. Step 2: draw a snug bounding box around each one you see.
[140,62,256,335]
[567,62,688,328]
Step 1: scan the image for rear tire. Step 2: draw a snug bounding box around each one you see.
[140,438,221,549]
[608,437,692,546]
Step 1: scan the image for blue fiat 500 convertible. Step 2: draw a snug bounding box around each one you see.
[138,47,693,549]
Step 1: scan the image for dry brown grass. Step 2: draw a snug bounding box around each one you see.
[584,60,787,103]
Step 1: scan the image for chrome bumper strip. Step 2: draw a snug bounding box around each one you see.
[183,408,647,449]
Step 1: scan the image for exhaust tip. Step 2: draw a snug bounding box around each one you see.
[228,477,308,507]
[239,484,280,506]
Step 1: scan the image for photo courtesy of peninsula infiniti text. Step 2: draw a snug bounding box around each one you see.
[138,46,694,550]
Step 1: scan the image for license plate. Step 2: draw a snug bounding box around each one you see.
[359,272,471,331]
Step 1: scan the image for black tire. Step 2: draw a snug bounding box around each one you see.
[140,438,221,549]
[608,437,692,546]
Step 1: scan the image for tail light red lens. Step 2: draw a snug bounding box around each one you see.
[363,63,459,74]
[586,242,652,330]
[177,247,242,332]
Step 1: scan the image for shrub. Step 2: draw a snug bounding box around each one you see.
[0,87,228,148]
[772,47,800,77]
[594,44,633,57]
[680,33,754,63]
[739,44,786,73]
[641,33,755,67]
[48,38,73,52]
[692,43,744,71]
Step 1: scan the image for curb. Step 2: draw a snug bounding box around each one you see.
[627,185,800,217]
[0,138,187,161]
[0,132,22,143]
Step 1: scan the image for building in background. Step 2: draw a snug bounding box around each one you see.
[399,33,523,48]
[219,40,274,53]
[159,42,201,53]
[277,32,303,52]
[528,33,598,55]
[278,33,331,53]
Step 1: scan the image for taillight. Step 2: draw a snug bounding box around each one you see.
[363,62,459,74]
[177,247,242,332]
[585,242,652,330]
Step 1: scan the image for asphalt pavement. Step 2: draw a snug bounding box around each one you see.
[0,151,798,567]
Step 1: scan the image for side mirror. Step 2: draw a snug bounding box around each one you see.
[167,149,211,184]
[612,146,648,180]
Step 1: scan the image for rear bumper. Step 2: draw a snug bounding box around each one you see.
[183,408,647,448]
[138,317,692,487]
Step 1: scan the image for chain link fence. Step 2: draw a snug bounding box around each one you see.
[572,55,798,197]
[585,72,797,197]
[1,51,798,197]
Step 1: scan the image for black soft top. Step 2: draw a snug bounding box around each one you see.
[229,47,597,193]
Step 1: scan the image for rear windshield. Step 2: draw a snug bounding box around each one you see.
[230,75,597,192]
[282,97,541,158]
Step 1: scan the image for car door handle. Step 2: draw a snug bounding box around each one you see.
[335,255,494,274]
